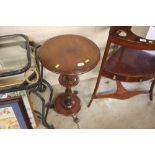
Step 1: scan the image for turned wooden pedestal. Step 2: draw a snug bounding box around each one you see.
[54,74,81,116]
[39,34,100,116]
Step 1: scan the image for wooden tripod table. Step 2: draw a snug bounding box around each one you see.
[39,35,100,116]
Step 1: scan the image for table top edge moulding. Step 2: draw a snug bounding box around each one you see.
[39,34,100,76]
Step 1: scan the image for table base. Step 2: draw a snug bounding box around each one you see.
[54,93,81,116]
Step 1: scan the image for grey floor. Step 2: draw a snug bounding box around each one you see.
[30,77,155,129]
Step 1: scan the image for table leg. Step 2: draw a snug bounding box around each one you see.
[54,74,81,116]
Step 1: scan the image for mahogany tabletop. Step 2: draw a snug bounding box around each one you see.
[39,35,100,75]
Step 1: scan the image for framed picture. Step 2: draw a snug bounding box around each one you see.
[0,90,37,128]
[0,97,32,129]
[6,91,37,128]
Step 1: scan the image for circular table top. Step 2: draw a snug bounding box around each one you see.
[39,35,100,75]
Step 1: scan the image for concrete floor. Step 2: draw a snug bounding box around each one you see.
[30,77,155,129]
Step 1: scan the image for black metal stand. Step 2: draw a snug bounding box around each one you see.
[29,78,55,129]
[0,73,55,129]
[28,42,55,129]
[0,37,55,129]
[29,63,55,129]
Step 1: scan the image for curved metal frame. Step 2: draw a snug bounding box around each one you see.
[0,35,55,129]
[28,41,55,129]
[0,34,31,77]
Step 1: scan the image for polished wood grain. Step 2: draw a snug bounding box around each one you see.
[39,35,100,115]
[103,47,155,82]
[88,26,155,107]
[39,35,100,75]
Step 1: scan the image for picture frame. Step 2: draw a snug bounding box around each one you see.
[6,90,37,128]
[0,89,37,128]
[0,97,32,129]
